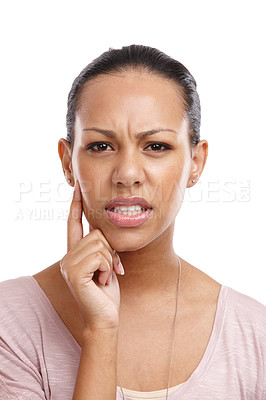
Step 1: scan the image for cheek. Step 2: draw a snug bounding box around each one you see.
[73,157,111,208]
[163,172,184,209]
[81,177,111,211]
[153,163,188,220]
[157,161,186,198]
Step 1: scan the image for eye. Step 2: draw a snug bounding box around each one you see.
[87,142,113,152]
[145,142,171,152]
[86,141,171,153]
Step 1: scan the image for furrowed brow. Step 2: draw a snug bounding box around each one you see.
[135,128,177,138]
[82,127,177,138]
[82,128,116,138]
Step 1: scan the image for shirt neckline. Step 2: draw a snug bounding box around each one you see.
[26,276,228,399]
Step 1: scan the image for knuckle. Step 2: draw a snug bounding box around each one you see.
[95,239,104,249]
[94,252,102,262]
[94,252,110,271]
[93,229,102,238]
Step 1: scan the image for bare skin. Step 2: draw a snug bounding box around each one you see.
[34,259,220,391]
[34,71,221,392]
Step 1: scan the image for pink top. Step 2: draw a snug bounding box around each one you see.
[0,276,265,400]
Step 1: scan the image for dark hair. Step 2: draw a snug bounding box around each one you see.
[66,44,201,148]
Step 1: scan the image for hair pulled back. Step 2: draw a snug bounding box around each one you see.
[66,44,201,147]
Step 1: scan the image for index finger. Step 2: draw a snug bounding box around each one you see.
[67,179,83,252]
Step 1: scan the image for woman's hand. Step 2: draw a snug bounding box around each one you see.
[59,180,125,331]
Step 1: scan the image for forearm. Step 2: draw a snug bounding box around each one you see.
[72,327,119,400]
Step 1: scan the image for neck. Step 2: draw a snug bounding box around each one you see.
[116,222,180,305]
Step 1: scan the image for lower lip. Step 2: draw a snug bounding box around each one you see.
[105,208,152,227]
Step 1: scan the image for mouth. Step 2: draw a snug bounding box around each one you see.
[104,196,153,227]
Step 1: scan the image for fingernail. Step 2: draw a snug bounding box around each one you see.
[118,261,125,275]
[114,251,125,275]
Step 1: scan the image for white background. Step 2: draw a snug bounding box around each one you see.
[0,1,265,304]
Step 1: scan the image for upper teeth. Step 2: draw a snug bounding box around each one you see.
[111,205,145,212]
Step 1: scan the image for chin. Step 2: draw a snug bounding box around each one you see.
[103,229,155,253]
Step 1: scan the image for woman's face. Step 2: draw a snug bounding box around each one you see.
[60,72,207,251]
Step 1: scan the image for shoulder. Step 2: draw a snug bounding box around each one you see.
[0,277,47,371]
[0,275,40,307]
[0,277,53,398]
[185,261,266,331]
[224,286,266,327]
[0,276,49,338]
[220,286,266,358]
[0,276,35,308]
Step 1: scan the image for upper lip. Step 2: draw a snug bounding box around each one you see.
[105,196,152,210]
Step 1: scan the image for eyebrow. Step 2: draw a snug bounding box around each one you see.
[82,127,178,139]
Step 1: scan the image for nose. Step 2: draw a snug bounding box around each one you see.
[111,150,145,188]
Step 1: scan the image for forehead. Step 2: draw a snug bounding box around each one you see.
[76,72,186,129]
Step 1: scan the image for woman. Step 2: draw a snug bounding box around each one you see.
[0,45,265,400]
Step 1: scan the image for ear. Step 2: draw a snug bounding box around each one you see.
[187,140,208,188]
[58,138,74,187]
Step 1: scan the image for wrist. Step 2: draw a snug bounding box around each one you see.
[82,324,119,342]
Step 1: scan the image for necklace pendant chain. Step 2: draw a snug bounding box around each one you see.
[117,255,182,400]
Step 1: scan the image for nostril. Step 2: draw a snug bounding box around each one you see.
[117,180,141,186]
